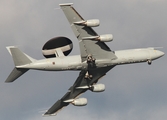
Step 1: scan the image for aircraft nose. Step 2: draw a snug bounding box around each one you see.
[156,50,165,58]
[157,50,165,57]
[148,49,164,61]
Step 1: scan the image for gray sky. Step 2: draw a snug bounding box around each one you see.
[0,0,167,120]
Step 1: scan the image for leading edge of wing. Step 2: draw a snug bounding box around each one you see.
[59,3,117,62]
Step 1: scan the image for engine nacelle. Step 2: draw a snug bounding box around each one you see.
[91,84,105,92]
[74,19,100,27]
[82,34,113,42]
[85,19,100,27]
[72,98,87,106]
[98,34,113,42]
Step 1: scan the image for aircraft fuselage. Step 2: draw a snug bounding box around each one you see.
[17,48,164,71]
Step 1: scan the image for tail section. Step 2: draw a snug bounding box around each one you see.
[5,46,35,82]
[6,46,33,66]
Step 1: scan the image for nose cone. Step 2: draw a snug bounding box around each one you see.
[149,49,165,60]
[156,50,165,58]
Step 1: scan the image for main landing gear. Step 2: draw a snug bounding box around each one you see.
[84,55,96,80]
[84,71,93,80]
[87,55,96,63]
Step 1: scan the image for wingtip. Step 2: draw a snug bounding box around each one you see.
[59,3,73,6]
[42,113,57,117]
[5,80,13,83]
[6,46,16,55]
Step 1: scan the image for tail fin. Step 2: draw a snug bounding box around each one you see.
[6,46,34,66]
[5,46,35,82]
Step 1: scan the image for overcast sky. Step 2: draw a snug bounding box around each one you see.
[0,0,167,120]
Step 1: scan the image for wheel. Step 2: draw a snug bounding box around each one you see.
[147,60,152,65]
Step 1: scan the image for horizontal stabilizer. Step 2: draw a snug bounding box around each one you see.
[5,68,28,82]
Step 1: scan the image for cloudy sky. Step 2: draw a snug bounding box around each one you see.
[0,0,167,120]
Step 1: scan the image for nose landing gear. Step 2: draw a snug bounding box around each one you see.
[147,59,152,65]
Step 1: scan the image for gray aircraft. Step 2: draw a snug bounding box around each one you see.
[6,3,164,116]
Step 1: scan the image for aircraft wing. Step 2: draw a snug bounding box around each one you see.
[44,3,117,116]
[44,66,114,116]
[59,3,117,62]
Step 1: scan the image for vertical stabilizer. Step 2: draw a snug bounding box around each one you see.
[7,46,33,66]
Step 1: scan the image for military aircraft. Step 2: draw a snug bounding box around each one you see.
[6,3,164,116]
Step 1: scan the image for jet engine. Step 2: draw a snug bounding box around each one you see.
[98,34,113,42]
[74,19,100,27]
[90,84,105,92]
[82,34,113,42]
[42,37,73,58]
[72,98,87,106]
